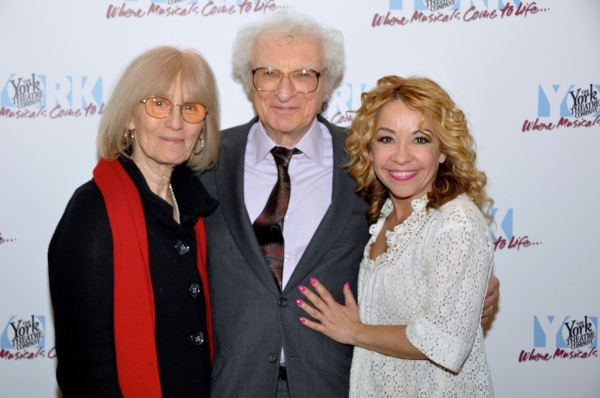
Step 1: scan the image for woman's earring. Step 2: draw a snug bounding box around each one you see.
[193,137,205,155]
[124,129,135,146]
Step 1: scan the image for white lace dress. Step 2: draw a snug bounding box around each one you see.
[349,194,494,397]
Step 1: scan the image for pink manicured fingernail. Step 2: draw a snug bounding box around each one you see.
[345,282,351,289]
[299,317,306,323]
[296,299,303,306]
[298,285,306,292]
[310,277,317,284]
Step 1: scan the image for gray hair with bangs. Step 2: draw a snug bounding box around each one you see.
[97,46,220,172]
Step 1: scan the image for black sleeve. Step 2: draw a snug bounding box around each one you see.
[48,181,124,397]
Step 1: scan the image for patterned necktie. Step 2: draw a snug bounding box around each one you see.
[253,146,301,291]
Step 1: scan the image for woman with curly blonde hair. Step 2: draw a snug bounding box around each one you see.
[347,75,493,223]
[297,76,495,396]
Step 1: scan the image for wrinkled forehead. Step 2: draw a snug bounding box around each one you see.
[250,33,325,71]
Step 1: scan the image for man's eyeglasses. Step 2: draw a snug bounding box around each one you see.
[251,67,327,94]
[140,96,207,124]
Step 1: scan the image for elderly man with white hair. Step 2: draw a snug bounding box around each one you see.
[201,11,499,398]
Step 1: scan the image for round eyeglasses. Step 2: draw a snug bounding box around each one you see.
[251,67,327,93]
[140,96,207,124]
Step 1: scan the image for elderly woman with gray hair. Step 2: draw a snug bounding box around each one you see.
[48,46,219,397]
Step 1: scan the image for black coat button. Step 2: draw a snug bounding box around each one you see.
[190,332,204,346]
[189,283,201,298]
[267,353,277,363]
[175,240,190,255]
[278,298,288,307]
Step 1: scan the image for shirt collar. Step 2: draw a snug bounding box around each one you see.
[252,118,324,166]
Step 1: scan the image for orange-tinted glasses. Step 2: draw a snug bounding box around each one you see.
[140,96,207,124]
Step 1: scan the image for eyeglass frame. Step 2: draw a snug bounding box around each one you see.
[251,67,327,94]
[139,96,208,124]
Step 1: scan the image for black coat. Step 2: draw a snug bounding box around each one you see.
[49,157,218,398]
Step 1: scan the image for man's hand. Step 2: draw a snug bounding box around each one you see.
[481,275,500,325]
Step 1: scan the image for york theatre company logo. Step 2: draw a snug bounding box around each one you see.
[372,0,549,28]
[8,74,44,109]
[423,0,456,12]
[0,73,104,120]
[519,316,598,362]
[2,316,44,350]
[568,84,599,118]
[522,84,600,132]
[0,315,55,361]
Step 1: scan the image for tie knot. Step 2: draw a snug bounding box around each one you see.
[271,146,301,167]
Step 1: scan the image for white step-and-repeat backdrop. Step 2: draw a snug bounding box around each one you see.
[1,0,599,396]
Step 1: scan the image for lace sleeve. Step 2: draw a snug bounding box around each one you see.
[405,199,493,373]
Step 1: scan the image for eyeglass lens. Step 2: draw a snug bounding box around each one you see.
[144,96,206,124]
[254,68,320,93]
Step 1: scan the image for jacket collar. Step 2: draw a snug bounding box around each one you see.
[119,156,218,229]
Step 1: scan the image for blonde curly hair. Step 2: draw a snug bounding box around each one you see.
[346,75,493,223]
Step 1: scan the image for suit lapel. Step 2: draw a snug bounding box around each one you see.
[283,117,359,293]
[215,118,281,297]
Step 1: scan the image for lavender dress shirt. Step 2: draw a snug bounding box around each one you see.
[244,119,334,290]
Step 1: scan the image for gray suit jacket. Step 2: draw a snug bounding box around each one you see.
[202,116,370,397]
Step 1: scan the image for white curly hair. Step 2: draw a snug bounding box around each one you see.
[231,9,346,100]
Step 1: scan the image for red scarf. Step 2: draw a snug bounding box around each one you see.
[93,158,213,398]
